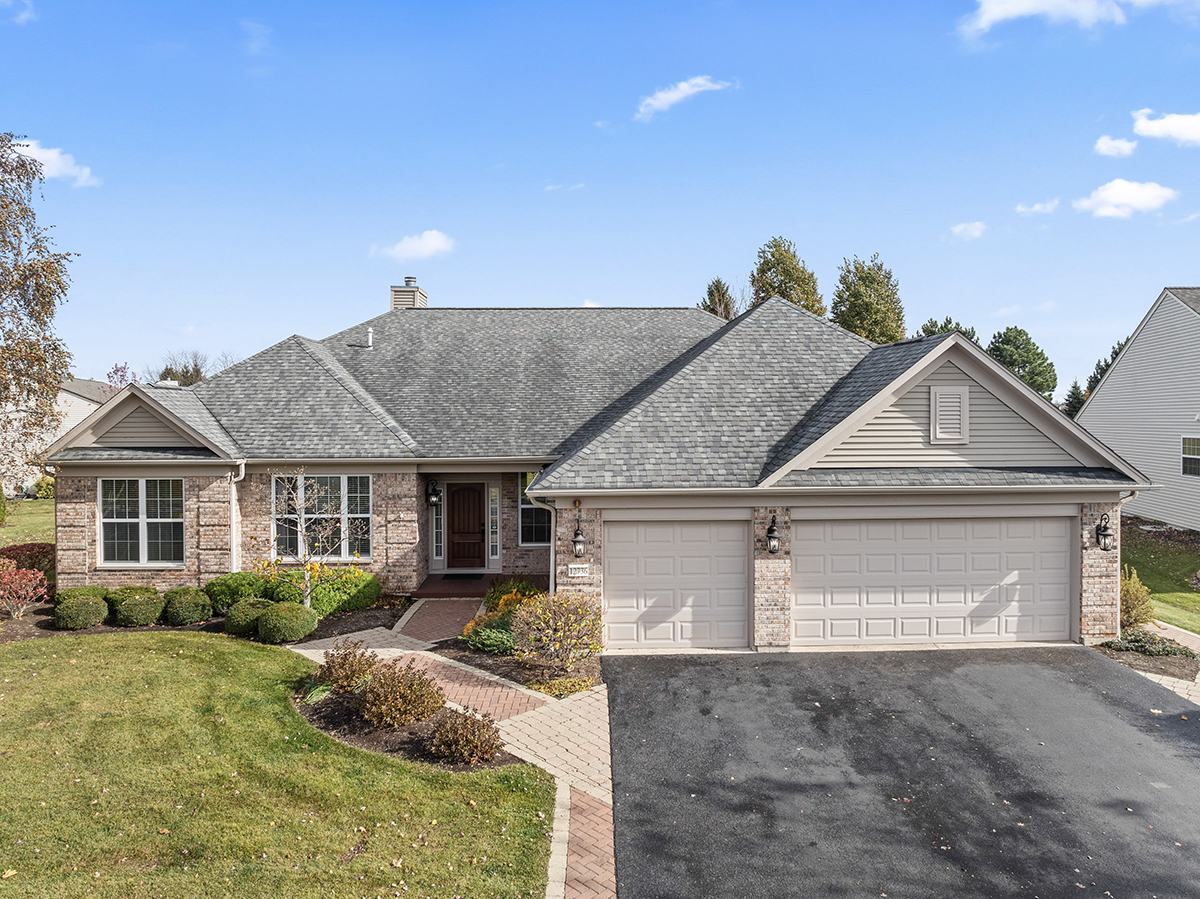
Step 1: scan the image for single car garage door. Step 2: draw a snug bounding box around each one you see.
[603,520,750,649]
[792,517,1072,645]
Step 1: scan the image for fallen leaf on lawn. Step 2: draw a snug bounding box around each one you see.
[2,871,16,879]
[158,829,170,834]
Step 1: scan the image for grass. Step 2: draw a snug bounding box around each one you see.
[0,631,554,898]
[0,498,54,547]
[1121,524,1200,635]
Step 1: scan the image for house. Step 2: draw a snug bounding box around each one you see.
[1078,286,1200,532]
[48,281,1149,649]
[5,376,109,496]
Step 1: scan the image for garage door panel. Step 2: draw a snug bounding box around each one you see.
[679,555,712,577]
[715,588,747,608]
[642,555,675,577]
[793,516,1072,646]
[679,589,712,609]
[716,555,748,576]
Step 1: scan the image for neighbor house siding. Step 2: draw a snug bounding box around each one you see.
[95,406,193,447]
[1078,295,1200,531]
[814,361,1081,468]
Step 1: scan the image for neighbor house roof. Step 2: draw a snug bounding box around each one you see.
[1166,286,1200,316]
[60,377,110,405]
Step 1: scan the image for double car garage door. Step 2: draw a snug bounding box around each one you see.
[602,516,1072,649]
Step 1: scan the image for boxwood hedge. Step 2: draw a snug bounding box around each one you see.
[224,598,275,635]
[54,596,108,630]
[257,602,319,644]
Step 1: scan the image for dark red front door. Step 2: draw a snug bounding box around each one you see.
[447,482,485,568]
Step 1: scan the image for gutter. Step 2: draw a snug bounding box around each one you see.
[526,494,557,595]
[533,483,1158,498]
[229,460,246,572]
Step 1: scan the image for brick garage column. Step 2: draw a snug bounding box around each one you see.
[56,476,92,589]
[753,506,791,650]
[374,472,422,594]
[1080,501,1120,644]
[556,504,601,598]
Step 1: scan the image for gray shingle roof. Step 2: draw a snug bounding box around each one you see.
[50,447,223,462]
[60,377,110,405]
[773,467,1137,489]
[532,300,881,491]
[141,385,242,457]
[1166,287,1200,316]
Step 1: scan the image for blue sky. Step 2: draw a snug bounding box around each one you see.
[4,0,1200,398]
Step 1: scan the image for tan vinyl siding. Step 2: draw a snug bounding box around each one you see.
[813,361,1082,468]
[95,406,195,447]
[1078,295,1200,530]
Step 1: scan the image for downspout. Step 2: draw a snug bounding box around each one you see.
[527,494,556,595]
[229,460,246,573]
[1116,490,1138,511]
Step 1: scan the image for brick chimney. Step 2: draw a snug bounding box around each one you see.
[390,277,428,310]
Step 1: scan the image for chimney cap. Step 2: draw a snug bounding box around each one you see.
[404,276,417,287]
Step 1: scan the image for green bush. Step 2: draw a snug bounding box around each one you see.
[107,585,159,615]
[224,598,275,635]
[115,595,167,627]
[358,661,445,727]
[427,708,503,765]
[316,638,381,695]
[257,602,319,644]
[165,587,212,626]
[53,585,110,606]
[262,577,302,604]
[1120,565,1155,630]
[1102,627,1199,658]
[204,572,268,613]
[483,577,544,613]
[309,572,382,616]
[463,625,515,655]
[54,596,108,630]
[511,591,603,671]
[34,476,54,500]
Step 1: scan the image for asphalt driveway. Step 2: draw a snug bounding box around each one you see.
[604,647,1200,898]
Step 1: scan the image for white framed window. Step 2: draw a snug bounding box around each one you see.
[488,485,500,560]
[519,472,551,545]
[1183,437,1200,477]
[432,498,444,560]
[271,475,372,561]
[99,478,184,565]
[930,386,969,444]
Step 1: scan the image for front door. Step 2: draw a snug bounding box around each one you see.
[447,482,485,568]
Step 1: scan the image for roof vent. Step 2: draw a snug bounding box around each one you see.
[155,379,181,388]
[391,278,428,310]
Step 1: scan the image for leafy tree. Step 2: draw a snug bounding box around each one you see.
[0,133,74,491]
[103,362,138,399]
[830,253,905,344]
[1062,379,1086,418]
[916,316,978,343]
[697,277,739,321]
[748,236,825,316]
[1086,337,1128,395]
[986,326,1057,398]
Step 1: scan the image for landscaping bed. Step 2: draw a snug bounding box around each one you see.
[1122,515,1200,634]
[1095,646,1200,681]
[432,640,603,689]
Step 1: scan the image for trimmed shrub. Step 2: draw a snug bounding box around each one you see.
[34,476,54,500]
[224,598,274,635]
[204,572,268,613]
[262,577,302,604]
[165,587,212,626]
[0,542,56,575]
[309,572,382,616]
[257,602,319,644]
[0,569,47,619]
[427,708,503,765]
[1120,565,1155,630]
[1102,627,1199,658]
[358,661,445,727]
[316,638,381,695]
[55,596,108,630]
[483,577,544,613]
[528,676,596,699]
[54,584,110,605]
[115,595,167,627]
[107,585,159,615]
[511,591,603,671]
[463,625,515,655]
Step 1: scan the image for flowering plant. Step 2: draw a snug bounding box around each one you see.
[0,569,47,619]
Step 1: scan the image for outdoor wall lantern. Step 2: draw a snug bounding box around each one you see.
[572,504,587,558]
[765,515,782,554]
[425,479,442,507]
[1095,513,1116,552]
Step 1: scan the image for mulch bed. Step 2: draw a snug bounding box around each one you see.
[431,639,603,688]
[1095,646,1200,681]
[294,602,408,643]
[296,691,525,772]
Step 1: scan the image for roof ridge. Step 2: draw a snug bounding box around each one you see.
[292,337,421,454]
[757,297,878,349]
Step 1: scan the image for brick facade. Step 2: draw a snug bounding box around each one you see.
[1080,501,1121,644]
[753,506,792,650]
[556,504,601,598]
[501,472,552,576]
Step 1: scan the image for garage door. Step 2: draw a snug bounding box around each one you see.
[603,520,750,649]
[792,517,1072,645]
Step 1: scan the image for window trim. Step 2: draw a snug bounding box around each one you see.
[518,472,552,546]
[270,474,373,562]
[930,386,970,445]
[97,477,186,568]
[1183,436,1200,478]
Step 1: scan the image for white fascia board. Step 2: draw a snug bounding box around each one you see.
[534,482,1153,500]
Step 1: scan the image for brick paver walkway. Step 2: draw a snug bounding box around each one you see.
[1132,622,1200,704]
[396,598,482,642]
[396,654,549,720]
[500,685,613,801]
[566,788,617,899]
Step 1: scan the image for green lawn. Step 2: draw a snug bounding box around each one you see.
[1121,523,1200,635]
[0,498,54,547]
[0,632,554,898]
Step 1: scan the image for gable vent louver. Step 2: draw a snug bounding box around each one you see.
[930,386,969,445]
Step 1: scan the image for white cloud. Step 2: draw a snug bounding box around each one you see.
[582,299,601,307]
[1177,211,1200,223]
[634,75,731,123]
[996,304,1022,316]
[959,0,1193,37]
[241,20,272,56]
[0,0,35,25]
[951,221,987,240]
[1016,198,1059,214]
[371,230,455,262]
[1073,178,1179,217]
[544,184,562,192]
[1094,135,1137,156]
[1132,108,1200,146]
[15,139,100,187]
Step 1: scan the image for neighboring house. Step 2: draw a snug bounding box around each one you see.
[1078,286,1200,531]
[4,376,109,495]
[48,282,1148,650]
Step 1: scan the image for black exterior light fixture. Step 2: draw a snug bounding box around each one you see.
[425,479,442,507]
[572,501,587,558]
[765,515,782,554]
[1095,513,1116,552]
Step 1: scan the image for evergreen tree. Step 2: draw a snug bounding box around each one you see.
[697,277,738,321]
[916,316,977,343]
[1086,338,1128,395]
[1062,379,1086,418]
[986,326,1057,398]
[748,236,825,316]
[830,253,905,344]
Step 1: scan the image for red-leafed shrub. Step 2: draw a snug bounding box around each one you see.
[0,569,48,619]
[0,542,55,575]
